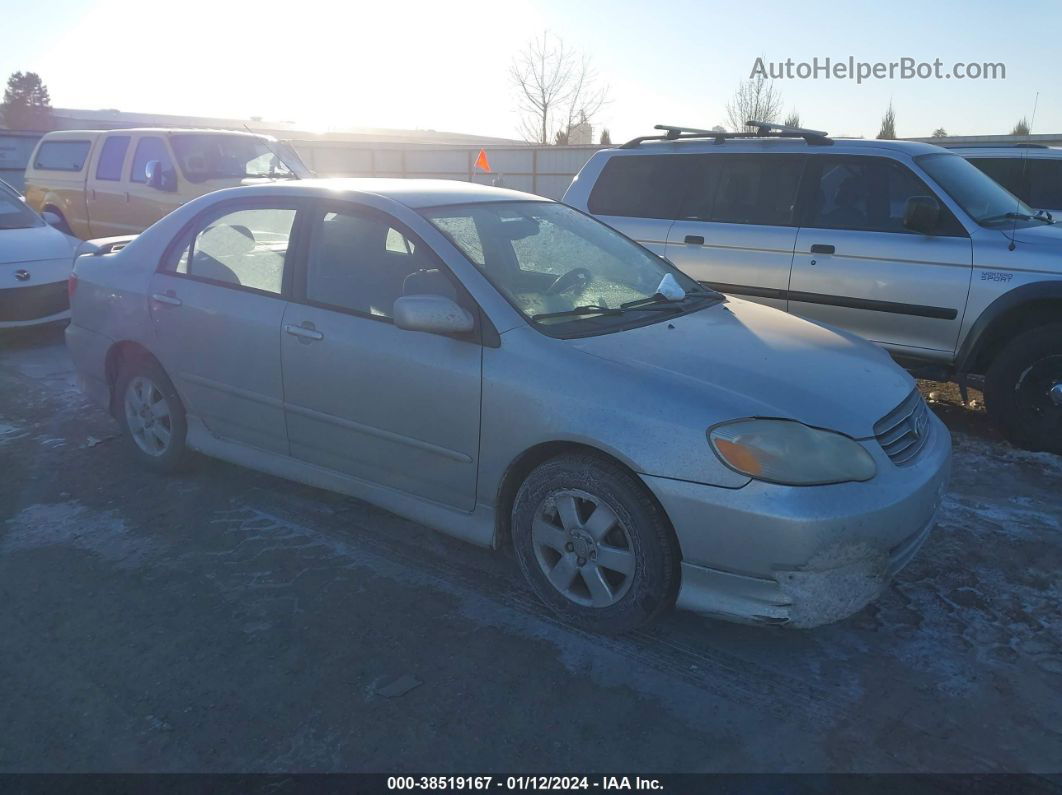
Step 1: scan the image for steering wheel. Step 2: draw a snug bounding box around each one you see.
[545,267,592,296]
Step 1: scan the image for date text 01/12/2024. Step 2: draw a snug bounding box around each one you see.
[386,776,664,791]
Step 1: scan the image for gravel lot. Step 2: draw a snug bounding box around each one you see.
[1,323,1060,774]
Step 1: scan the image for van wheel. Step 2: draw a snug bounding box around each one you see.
[43,207,73,235]
[115,356,191,472]
[511,453,680,634]
[984,323,1062,455]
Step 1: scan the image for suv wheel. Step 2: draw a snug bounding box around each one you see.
[984,323,1062,454]
[511,453,680,634]
[115,356,191,472]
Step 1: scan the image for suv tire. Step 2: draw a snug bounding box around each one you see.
[984,323,1062,455]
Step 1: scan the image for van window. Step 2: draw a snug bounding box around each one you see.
[130,136,174,184]
[587,155,689,219]
[966,157,1026,198]
[808,156,964,235]
[681,155,803,226]
[34,140,91,171]
[95,136,131,181]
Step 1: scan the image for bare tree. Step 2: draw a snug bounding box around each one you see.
[1011,117,1030,136]
[877,102,897,139]
[726,76,782,132]
[510,32,609,144]
[932,127,948,138]
[783,110,800,128]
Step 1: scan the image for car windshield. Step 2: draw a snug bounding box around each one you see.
[916,152,1042,226]
[0,185,43,230]
[422,201,711,335]
[171,134,305,183]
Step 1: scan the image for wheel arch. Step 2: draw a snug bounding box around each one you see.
[103,340,163,414]
[493,440,675,551]
[958,281,1062,375]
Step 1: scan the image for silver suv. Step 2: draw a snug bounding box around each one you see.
[565,123,1062,454]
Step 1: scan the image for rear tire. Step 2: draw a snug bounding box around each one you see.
[115,355,191,473]
[511,453,680,634]
[984,323,1062,455]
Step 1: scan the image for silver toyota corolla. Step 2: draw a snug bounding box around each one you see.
[65,179,951,632]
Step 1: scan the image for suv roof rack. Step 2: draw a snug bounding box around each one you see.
[620,120,832,149]
[942,143,1050,149]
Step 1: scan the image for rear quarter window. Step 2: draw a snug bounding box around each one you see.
[587,155,689,219]
[34,140,91,172]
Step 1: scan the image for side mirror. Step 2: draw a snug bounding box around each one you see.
[145,160,174,191]
[903,195,941,235]
[393,295,475,335]
[41,210,62,227]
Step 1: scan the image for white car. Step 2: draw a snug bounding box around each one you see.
[0,178,79,329]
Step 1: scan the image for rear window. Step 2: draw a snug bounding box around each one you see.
[587,155,690,219]
[34,140,91,172]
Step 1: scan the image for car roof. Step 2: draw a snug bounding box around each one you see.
[233,178,549,209]
[39,128,272,139]
[608,137,947,157]
[949,146,1062,157]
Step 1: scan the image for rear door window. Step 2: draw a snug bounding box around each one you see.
[587,155,690,219]
[681,155,803,226]
[95,136,131,181]
[34,140,91,171]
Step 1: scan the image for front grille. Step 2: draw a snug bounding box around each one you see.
[0,281,69,322]
[874,389,931,466]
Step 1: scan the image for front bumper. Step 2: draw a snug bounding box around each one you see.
[642,412,952,628]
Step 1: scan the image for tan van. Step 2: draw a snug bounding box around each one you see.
[23,128,311,239]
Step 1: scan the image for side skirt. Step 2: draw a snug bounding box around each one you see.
[185,416,498,549]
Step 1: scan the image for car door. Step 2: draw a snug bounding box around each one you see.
[86,133,135,238]
[788,155,973,354]
[281,201,482,511]
[148,199,301,454]
[125,134,183,231]
[664,154,804,312]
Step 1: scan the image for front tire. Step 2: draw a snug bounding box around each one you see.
[984,323,1062,455]
[115,356,191,472]
[511,453,680,634]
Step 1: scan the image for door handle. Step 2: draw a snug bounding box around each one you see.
[285,323,324,341]
[810,244,835,254]
[684,235,705,245]
[151,292,182,306]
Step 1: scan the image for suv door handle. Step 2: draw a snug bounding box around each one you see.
[810,244,835,254]
[285,323,324,341]
[151,292,182,306]
[684,235,705,245]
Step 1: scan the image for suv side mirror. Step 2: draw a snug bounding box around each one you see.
[903,195,941,235]
[393,295,475,335]
[145,160,175,192]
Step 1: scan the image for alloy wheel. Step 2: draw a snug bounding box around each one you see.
[123,376,173,457]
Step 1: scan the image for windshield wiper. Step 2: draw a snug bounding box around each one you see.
[532,305,625,321]
[620,287,719,309]
[979,211,1050,225]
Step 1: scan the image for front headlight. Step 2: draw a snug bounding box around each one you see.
[708,419,876,486]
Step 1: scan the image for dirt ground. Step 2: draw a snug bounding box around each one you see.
[1,323,1060,774]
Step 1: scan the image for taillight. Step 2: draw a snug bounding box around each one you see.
[67,272,78,299]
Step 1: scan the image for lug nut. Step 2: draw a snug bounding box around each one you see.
[566,542,574,552]
[577,557,586,566]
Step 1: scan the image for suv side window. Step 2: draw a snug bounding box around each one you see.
[1027,159,1062,209]
[680,155,804,226]
[130,136,174,184]
[167,206,297,295]
[806,156,965,236]
[587,155,690,219]
[95,136,131,181]
[303,207,448,319]
[966,157,1026,198]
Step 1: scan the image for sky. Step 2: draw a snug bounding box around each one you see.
[1,0,1059,142]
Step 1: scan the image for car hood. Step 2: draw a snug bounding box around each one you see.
[0,225,77,264]
[569,297,914,439]
[1004,220,1062,248]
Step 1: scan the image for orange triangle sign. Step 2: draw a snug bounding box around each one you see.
[474,148,492,173]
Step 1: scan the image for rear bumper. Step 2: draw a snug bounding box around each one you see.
[65,322,114,410]
[0,281,69,327]
[642,412,951,627]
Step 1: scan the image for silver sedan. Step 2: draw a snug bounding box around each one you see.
[65,179,951,632]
